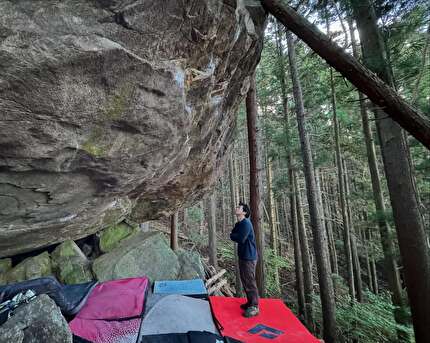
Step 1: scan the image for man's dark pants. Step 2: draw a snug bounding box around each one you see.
[239,259,259,307]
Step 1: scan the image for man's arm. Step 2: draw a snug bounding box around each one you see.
[230,221,250,244]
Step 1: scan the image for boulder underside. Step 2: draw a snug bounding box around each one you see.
[0,0,266,256]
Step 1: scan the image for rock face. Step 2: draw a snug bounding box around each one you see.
[0,0,266,257]
[93,230,204,282]
[0,294,73,343]
[51,240,94,284]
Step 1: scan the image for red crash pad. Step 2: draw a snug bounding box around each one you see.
[209,296,320,343]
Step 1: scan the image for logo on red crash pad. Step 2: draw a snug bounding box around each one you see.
[248,324,284,339]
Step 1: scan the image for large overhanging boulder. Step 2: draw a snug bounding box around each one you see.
[0,0,266,257]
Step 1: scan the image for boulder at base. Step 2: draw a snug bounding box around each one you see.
[0,258,12,284]
[93,231,181,282]
[0,294,72,343]
[4,252,52,284]
[177,249,205,280]
[93,231,206,282]
[0,258,11,274]
[51,240,93,284]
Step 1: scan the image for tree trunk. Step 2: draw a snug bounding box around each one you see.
[220,179,226,234]
[182,208,188,236]
[281,194,288,244]
[267,156,280,292]
[275,22,306,319]
[267,158,278,256]
[246,73,265,297]
[287,31,337,343]
[274,199,283,255]
[290,171,306,320]
[242,150,248,202]
[352,1,430,341]
[199,201,204,235]
[362,227,373,293]
[329,177,341,243]
[294,172,315,332]
[329,62,355,301]
[348,14,407,324]
[315,167,332,275]
[343,159,363,303]
[370,255,378,295]
[229,157,242,297]
[368,229,379,295]
[208,193,218,269]
[322,172,339,275]
[237,153,244,201]
[170,212,178,251]
[261,0,430,149]
[367,229,379,295]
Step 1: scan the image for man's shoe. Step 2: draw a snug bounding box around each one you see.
[243,306,259,318]
[240,302,250,310]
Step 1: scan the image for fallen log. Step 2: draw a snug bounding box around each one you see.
[205,269,227,288]
[207,279,228,295]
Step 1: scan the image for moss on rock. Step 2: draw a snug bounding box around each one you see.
[51,240,93,284]
[99,222,137,253]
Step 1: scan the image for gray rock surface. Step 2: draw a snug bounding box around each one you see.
[0,258,11,274]
[177,249,205,280]
[0,0,266,257]
[92,230,205,282]
[0,258,12,282]
[3,252,52,284]
[51,240,94,284]
[93,231,181,282]
[0,294,73,343]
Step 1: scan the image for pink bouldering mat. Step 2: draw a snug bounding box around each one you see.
[70,277,149,343]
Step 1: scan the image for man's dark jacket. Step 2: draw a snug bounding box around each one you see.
[230,217,257,261]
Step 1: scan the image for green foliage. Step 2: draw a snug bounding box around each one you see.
[313,291,414,342]
[264,248,289,298]
[218,239,235,263]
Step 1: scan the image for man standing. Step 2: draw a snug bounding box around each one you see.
[230,202,259,318]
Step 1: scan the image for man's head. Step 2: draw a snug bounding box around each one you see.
[235,201,250,219]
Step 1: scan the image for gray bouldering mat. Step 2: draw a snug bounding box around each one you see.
[139,294,218,337]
